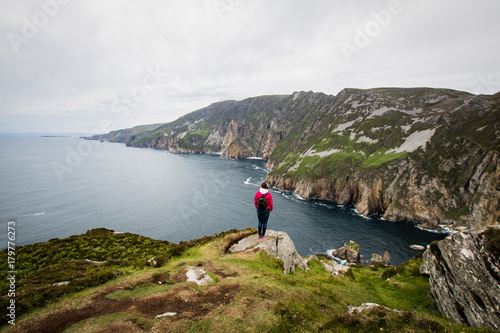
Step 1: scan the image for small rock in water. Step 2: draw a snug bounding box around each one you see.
[410,244,425,251]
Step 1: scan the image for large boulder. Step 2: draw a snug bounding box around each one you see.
[186,266,214,286]
[423,227,500,330]
[229,230,309,274]
[331,241,360,265]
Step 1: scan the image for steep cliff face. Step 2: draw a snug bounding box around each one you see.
[92,88,500,229]
[266,89,500,229]
[120,91,337,160]
[422,227,500,330]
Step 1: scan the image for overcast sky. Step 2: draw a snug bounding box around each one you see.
[1,0,499,133]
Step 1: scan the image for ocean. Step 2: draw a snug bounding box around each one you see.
[0,133,446,265]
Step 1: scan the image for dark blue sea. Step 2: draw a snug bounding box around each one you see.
[0,133,446,265]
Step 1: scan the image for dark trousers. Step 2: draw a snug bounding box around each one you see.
[257,209,270,237]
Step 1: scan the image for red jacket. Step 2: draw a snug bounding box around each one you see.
[254,189,273,211]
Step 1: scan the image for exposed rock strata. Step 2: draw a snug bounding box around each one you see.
[423,227,500,330]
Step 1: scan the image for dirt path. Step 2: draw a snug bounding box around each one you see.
[10,267,240,332]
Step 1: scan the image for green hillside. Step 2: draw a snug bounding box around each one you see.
[1,229,494,332]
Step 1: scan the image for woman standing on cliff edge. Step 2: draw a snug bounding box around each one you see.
[254,182,273,239]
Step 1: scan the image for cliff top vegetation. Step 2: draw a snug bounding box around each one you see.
[1,228,495,332]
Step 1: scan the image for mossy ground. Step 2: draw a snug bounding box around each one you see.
[1,229,495,332]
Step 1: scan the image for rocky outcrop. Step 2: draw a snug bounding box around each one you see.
[317,258,351,275]
[229,230,309,274]
[186,266,214,286]
[330,241,361,265]
[422,227,500,330]
[364,251,391,266]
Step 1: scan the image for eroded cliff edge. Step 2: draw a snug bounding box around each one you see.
[423,227,500,330]
[91,88,500,230]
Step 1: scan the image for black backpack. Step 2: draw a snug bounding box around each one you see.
[257,193,268,210]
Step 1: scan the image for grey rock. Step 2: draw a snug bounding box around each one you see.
[382,251,391,265]
[419,264,430,275]
[84,259,106,265]
[155,312,177,318]
[423,227,500,330]
[365,253,383,266]
[331,241,360,265]
[52,281,70,286]
[147,256,159,267]
[365,251,391,266]
[186,266,214,286]
[229,230,309,274]
[348,303,398,315]
[332,265,351,275]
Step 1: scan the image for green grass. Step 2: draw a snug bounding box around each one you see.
[1,229,496,332]
[129,123,166,136]
[361,152,408,168]
[445,205,470,221]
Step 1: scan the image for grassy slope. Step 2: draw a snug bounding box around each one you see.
[1,229,494,332]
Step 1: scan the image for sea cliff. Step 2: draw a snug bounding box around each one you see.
[91,88,500,230]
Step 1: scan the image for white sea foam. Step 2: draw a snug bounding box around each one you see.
[23,212,45,217]
[252,165,269,173]
[351,208,371,220]
[244,177,252,185]
[416,224,453,234]
[326,249,348,265]
[293,194,306,200]
[315,202,333,209]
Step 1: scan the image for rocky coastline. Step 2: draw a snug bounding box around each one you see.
[90,88,500,231]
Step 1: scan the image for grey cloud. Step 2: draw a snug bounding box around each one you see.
[1,0,499,133]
